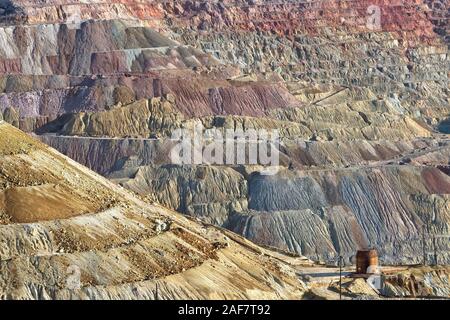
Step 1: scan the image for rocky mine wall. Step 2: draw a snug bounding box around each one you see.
[37,134,444,174]
[0,0,447,132]
[166,0,449,123]
[0,0,164,26]
[0,19,199,76]
[0,15,303,132]
[0,0,448,267]
[28,76,435,141]
[108,164,450,264]
[424,0,450,46]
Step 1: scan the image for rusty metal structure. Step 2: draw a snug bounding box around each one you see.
[356,249,379,274]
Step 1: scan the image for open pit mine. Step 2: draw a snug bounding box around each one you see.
[0,0,449,300]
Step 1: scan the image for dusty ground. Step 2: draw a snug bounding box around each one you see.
[0,122,124,224]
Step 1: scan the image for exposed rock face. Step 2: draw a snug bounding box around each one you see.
[237,167,450,264]
[0,121,310,300]
[165,0,449,120]
[380,267,450,298]
[1,1,448,131]
[110,165,248,226]
[39,134,446,174]
[109,164,450,264]
[55,98,184,137]
[1,0,449,269]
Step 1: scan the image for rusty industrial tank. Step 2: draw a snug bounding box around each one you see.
[356,249,378,274]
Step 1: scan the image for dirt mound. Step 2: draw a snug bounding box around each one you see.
[0,184,98,223]
[0,121,122,224]
[0,121,309,300]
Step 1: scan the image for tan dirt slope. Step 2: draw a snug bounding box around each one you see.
[0,120,311,300]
